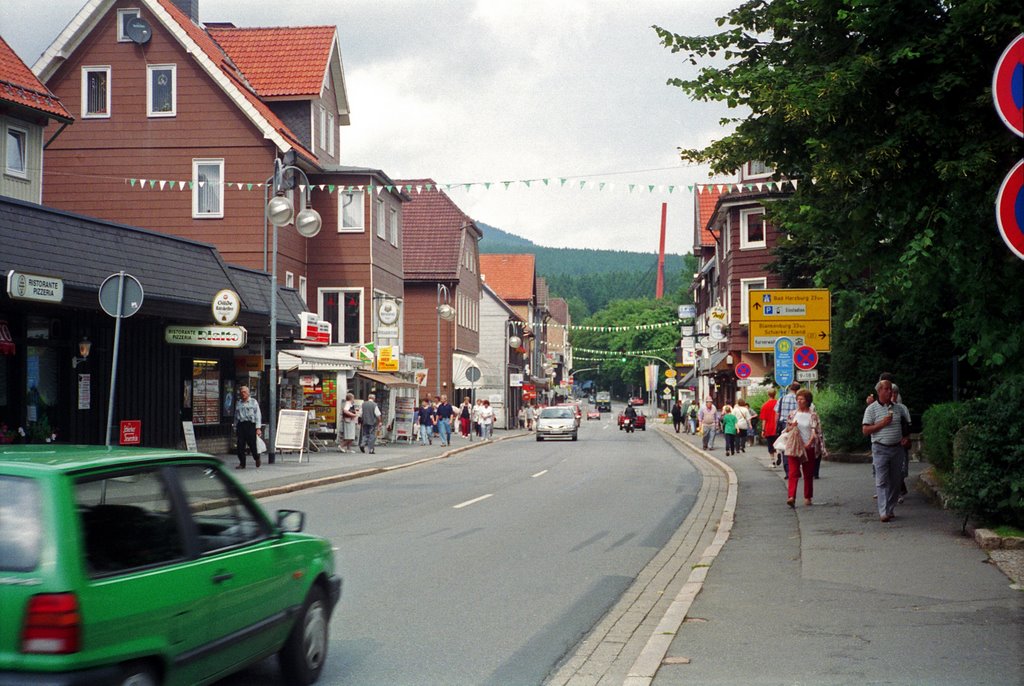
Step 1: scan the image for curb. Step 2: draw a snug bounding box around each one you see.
[248,431,529,500]
[624,426,738,686]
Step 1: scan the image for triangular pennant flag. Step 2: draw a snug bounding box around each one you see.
[668,185,675,193]
[317,184,325,191]
[325,185,333,193]
[415,185,422,194]
[129,178,137,187]
[579,180,586,190]
[139,178,148,188]
[599,182,606,191]
[197,181,204,188]
[791,179,799,189]
[375,185,383,195]
[385,185,393,192]
[299,184,306,193]
[503,181,512,190]
[234,183,242,190]
[246,183,254,191]
[523,180,531,188]
[464,184,471,192]
[629,184,636,193]
[158,180,166,190]
[648,185,655,193]
[358,185,364,192]
[542,178,550,186]
[148,180,156,189]
[560,178,568,187]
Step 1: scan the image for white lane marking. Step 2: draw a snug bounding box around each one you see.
[453,493,493,509]
[532,469,548,478]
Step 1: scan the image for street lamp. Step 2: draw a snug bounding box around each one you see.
[436,283,455,396]
[266,159,322,463]
[505,319,523,428]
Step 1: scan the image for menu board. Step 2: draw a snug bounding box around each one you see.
[394,396,415,441]
[275,409,309,451]
[191,362,220,426]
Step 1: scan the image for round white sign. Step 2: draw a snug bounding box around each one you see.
[378,299,400,325]
[212,289,241,325]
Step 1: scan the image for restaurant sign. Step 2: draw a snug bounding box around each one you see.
[6,270,63,303]
[165,325,247,348]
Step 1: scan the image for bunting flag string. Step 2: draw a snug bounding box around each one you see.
[504,318,682,333]
[123,177,798,197]
[572,345,677,356]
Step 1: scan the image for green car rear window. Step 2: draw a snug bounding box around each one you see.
[0,476,42,571]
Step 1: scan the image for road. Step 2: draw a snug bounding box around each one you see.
[218,408,699,685]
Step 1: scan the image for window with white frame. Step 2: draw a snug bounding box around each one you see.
[320,289,361,345]
[192,159,224,218]
[82,67,111,118]
[147,64,176,117]
[298,276,307,305]
[5,126,27,177]
[117,9,141,42]
[739,208,766,249]
[326,112,335,156]
[339,192,363,231]
[722,215,731,254]
[740,277,767,324]
[742,160,773,180]
[319,106,327,151]
[285,272,294,288]
[376,199,385,239]
[389,208,398,247]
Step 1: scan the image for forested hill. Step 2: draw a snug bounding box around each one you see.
[477,222,687,276]
[477,222,695,317]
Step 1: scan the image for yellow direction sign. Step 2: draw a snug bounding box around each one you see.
[748,289,831,353]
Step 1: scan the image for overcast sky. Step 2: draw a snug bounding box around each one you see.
[1,0,739,255]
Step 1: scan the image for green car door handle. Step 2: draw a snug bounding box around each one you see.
[212,571,234,584]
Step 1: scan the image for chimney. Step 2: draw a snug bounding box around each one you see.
[170,0,199,22]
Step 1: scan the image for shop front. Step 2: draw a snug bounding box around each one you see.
[277,345,359,443]
[350,370,419,443]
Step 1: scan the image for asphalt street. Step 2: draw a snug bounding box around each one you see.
[216,412,701,685]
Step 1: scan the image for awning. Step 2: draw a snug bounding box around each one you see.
[697,350,730,375]
[678,367,697,387]
[452,352,501,387]
[354,370,418,388]
[278,346,358,373]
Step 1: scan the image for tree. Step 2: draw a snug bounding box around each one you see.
[656,0,1024,400]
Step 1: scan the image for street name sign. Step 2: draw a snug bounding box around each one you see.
[774,337,795,388]
[749,289,831,352]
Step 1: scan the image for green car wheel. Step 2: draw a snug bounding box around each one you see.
[279,585,329,685]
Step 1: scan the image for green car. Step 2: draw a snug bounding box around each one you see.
[0,445,341,686]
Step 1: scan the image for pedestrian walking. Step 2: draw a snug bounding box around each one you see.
[472,399,483,436]
[733,399,752,452]
[759,389,779,466]
[478,399,495,439]
[359,393,381,454]
[338,392,358,453]
[517,405,526,429]
[435,394,453,446]
[862,379,911,522]
[525,403,536,431]
[775,383,800,477]
[687,399,699,434]
[783,389,826,507]
[698,398,720,450]
[233,385,262,469]
[722,405,739,455]
[671,400,684,433]
[416,398,435,445]
[459,397,472,437]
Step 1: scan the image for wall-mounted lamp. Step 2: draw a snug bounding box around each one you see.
[72,337,91,369]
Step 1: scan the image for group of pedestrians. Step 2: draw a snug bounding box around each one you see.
[517,403,541,431]
[415,395,496,444]
[686,370,911,524]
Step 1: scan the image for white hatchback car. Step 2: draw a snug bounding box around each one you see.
[536,407,578,441]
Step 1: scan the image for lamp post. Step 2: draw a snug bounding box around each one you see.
[436,283,455,397]
[505,319,522,428]
[265,159,322,463]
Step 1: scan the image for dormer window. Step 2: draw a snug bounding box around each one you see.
[741,160,773,181]
[117,9,141,42]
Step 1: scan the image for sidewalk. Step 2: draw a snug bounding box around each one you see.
[644,426,1023,686]
[217,429,526,498]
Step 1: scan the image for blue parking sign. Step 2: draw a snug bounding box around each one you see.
[774,337,794,387]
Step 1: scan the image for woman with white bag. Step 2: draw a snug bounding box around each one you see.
[775,389,827,508]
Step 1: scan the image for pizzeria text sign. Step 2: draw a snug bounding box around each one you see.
[6,271,64,303]
[165,325,247,348]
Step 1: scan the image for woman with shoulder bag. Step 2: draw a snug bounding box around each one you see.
[734,399,751,453]
[783,389,827,508]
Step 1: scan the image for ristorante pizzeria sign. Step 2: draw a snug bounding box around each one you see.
[6,270,64,303]
[165,325,247,348]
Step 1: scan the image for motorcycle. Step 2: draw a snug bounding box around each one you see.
[622,417,634,433]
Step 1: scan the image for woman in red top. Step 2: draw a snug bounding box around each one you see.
[759,389,779,466]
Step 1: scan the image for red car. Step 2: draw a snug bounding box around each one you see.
[629,397,645,406]
[586,409,601,421]
[617,411,646,431]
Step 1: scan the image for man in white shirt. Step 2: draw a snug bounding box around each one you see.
[863,379,911,522]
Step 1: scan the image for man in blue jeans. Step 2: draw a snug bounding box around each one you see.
[435,394,454,446]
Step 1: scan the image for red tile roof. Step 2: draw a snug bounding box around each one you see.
[154,0,317,162]
[399,179,475,280]
[0,36,71,121]
[480,254,536,303]
[548,297,569,325]
[695,186,723,248]
[205,26,335,98]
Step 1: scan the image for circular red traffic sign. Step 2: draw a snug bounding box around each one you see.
[993,34,1024,137]
[735,362,752,379]
[793,345,818,371]
[997,159,1024,260]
